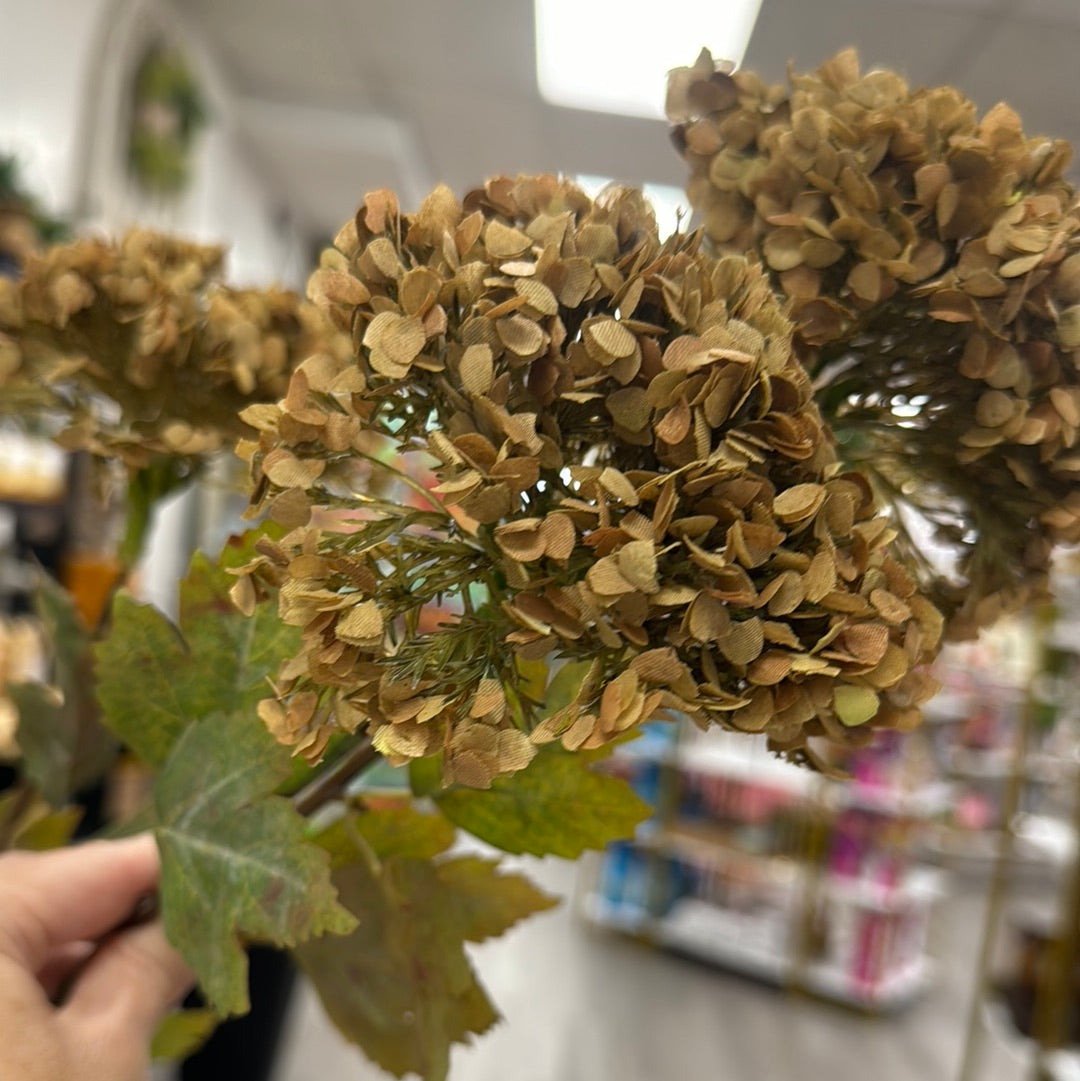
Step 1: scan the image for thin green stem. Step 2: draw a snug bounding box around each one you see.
[348,450,450,518]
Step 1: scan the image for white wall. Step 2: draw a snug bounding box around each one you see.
[0,0,113,216]
[0,0,304,286]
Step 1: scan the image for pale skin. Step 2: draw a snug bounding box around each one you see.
[0,835,194,1080]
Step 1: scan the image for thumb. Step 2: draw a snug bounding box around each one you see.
[62,919,195,1046]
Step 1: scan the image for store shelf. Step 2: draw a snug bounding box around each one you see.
[982,997,1080,1079]
[802,956,933,1011]
[674,742,818,794]
[585,892,934,1008]
[583,894,650,935]
[921,691,976,723]
[642,820,798,865]
[922,686,1025,724]
[827,780,953,817]
[585,894,793,982]
[656,899,792,981]
[943,747,1078,783]
[927,813,1076,867]
[822,867,946,913]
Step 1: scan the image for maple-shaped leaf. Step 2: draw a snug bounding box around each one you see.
[150,1009,218,1061]
[421,744,651,859]
[296,805,557,1081]
[95,538,300,768]
[154,710,356,1015]
[12,573,114,805]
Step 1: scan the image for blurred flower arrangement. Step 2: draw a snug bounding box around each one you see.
[0,48,1075,1081]
[0,155,68,275]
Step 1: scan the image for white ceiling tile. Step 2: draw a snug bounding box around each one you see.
[179,0,1080,242]
[744,0,995,82]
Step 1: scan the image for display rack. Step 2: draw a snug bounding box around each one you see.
[582,721,948,1012]
[950,571,1080,1081]
[0,429,69,766]
[921,621,1080,875]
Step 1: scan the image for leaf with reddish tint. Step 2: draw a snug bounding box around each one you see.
[296,805,556,1081]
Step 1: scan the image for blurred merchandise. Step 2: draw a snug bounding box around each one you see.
[0,613,45,758]
[584,721,946,1011]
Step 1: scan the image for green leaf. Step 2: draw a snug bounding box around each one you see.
[150,1009,219,1061]
[93,595,191,768]
[13,573,114,805]
[317,801,456,868]
[155,711,356,1015]
[10,682,69,807]
[100,804,156,840]
[0,791,82,851]
[538,659,595,719]
[433,745,651,858]
[14,806,84,850]
[408,755,443,798]
[296,807,556,1081]
[95,539,301,768]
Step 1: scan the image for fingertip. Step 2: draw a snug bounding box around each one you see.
[0,835,163,968]
[64,920,196,1040]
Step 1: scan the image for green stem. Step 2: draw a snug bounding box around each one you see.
[349,450,450,518]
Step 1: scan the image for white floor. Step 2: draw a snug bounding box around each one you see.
[269,855,1038,1081]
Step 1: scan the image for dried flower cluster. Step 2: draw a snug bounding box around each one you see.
[237,175,942,785]
[0,230,349,465]
[668,49,1080,638]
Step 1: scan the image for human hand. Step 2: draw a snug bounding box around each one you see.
[0,835,194,1081]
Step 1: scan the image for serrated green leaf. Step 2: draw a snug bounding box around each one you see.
[10,682,69,807]
[433,745,651,858]
[217,521,287,571]
[93,595,192,767]
[434,855,560,942]
[150,1009,218,1061]
[13,573,114,805]
[177,550,296,716]
[317,802,456,868]
[95,537,301,768]
[155,711,356,1015]
[297,806,556,1081]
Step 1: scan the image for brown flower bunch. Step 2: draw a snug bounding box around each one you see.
[0,229,349,465]
[667,48,1080,638]
[236,174,942,786]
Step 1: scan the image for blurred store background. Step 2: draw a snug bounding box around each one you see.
[2,2,1080,1080]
